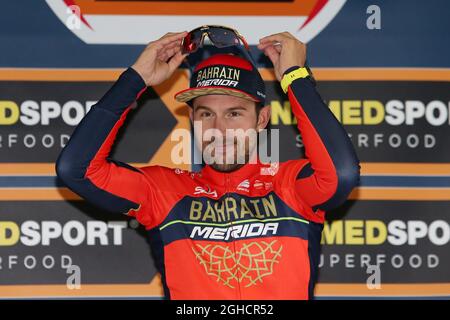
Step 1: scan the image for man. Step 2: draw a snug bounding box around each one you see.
[56,31,360,299]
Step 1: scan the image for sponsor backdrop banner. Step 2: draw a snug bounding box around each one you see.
[0,0,449,298]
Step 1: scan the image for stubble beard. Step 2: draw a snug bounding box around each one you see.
[204,139,258,173]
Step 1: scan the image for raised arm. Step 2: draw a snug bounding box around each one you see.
[258,32,360,213]
[287,68,360,212]
[55,67,153,219]
[55,31,189,227]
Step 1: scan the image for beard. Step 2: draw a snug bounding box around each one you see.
[202,138,257,173]
[210,162,245,173]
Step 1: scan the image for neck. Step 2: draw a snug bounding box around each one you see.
[208,148,259,173]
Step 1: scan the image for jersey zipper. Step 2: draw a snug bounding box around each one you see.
[226,174,243,299]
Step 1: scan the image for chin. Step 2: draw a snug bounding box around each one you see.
[210,163,246,173]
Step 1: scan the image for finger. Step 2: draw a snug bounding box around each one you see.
[160,44,181,56]
[157,50,171,62]
[168,51,188,73]
[257,42,281,51]
[154,40,184,58]
[160,31,187,40]
[161,32,177,37]
[158,31,188,45]
[257,43,282,57]
[162,40,183,53]
[152,31,188,50]
[160,46,181,62]
[273,43,282,53]
[281,31,298,40]
[159,45,182,64]
[157,41,182,59]
[259,33,288,44]
[263,46,280,65]
[145,31,185,47]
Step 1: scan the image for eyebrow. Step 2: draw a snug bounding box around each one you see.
[227,106,247,112]
[194,105,248,112]
[194,106,213,113]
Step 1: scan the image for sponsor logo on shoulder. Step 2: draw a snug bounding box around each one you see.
[253,180,264,189]
[174,168,185,175]
[260,162,279,176]
[237,179,250,192]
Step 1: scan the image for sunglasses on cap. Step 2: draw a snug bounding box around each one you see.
[181,25,250,55]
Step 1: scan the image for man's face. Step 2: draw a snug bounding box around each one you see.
[189,94,270,172]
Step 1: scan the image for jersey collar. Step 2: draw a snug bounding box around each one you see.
[200,156,269,187]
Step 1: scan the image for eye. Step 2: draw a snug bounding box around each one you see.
[228,111,241,118]
[199,111,213,118]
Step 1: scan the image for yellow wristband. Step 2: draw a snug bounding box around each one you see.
[280,67,310,93]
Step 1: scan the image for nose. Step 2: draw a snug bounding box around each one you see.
[212,117,228,138]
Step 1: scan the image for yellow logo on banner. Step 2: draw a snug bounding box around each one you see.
[0,221,20,246]
[0,101,19,125]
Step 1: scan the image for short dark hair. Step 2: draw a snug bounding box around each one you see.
[255,101,265,115]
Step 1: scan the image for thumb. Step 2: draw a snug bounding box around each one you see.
[264,46,279,66]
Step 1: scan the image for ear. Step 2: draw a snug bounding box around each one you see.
[256,104,271,131]
[189,106,194,125]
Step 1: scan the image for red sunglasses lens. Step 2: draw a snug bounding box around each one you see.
[182,29,203,53]
[182,26,249,54]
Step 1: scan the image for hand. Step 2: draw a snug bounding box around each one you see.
[257,32,306,82]
[131,31,189,86]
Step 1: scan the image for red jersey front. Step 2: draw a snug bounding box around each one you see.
[56,67,360,299]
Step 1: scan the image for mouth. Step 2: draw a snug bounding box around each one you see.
[213,143,235,154]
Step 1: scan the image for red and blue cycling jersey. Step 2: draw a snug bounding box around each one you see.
[56,66,360,300]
